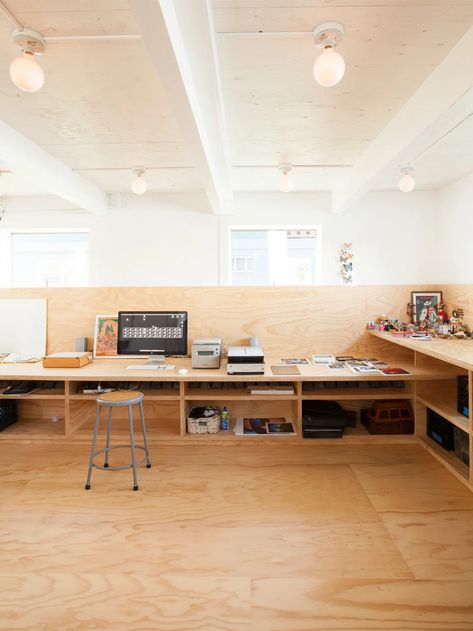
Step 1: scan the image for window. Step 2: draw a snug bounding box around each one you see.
[1,231,89,288]
[229,227,320,286]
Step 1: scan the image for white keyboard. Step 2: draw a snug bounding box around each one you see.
[126,364,175,371]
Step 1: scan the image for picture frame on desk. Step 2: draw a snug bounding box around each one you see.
[411,291,442,325]
[93,315,119,358]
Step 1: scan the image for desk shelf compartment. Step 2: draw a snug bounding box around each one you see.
[415,401,470,484]
[302,380,413,400]
[0,379,65,399]
[69,380,180,401]
[416,380,470,433]
[183,397,299,439]
[184,381,298,401]
[68,397,181,439]
[0,398,66,437]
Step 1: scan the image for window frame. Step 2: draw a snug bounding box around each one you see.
[227,224,322,286]
[0,228,90,288]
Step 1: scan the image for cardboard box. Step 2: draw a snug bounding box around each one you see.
[43,352,92,368]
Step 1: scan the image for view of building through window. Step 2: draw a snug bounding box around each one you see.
[9,231,89,288]
[230,228,319,285]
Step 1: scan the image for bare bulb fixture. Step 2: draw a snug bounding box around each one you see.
[9,28,45,92]
[278,164,293,192]
[398,165,415,193]
[312,21,345,87]
[131,168,147,195]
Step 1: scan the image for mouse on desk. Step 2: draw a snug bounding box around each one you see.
[178,368,188,375]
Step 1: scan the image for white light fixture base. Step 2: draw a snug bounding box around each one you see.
[11,28,46,55]
[399,164,414,176]
[312,21,344,49]
[278,163,292,176]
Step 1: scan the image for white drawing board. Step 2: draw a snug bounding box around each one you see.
[0,298,47,356]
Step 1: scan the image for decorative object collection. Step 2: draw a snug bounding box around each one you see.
[339,242,353,284]
[369,291,470,340]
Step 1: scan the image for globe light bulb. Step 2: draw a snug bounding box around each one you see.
[399,171,415,193]
[313,46,345,87]
[131,172,147,195]
[278,169,293,193]
[9,52,44,92]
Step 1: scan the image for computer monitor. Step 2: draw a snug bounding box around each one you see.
[117,311,188,358]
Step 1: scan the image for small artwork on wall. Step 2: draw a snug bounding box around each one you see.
[93,315,119,358]
[339,242,353,284]
[411,291,442,325]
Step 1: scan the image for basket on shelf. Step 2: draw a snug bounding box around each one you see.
[187,406,220,434]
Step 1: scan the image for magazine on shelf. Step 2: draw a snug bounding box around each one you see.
[235,417,296,436]
[380,367,411,375]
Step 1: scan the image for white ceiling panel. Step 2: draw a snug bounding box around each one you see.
[0,0,470,200]
[217,4,473,168]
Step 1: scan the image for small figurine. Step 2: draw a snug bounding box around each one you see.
[437,303,449,325]
[450,308,464,334]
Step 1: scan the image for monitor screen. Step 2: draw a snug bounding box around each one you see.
[117,311,188,356]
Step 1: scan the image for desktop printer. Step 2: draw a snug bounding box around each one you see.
[192,338,222,369]
[227,345,265,375]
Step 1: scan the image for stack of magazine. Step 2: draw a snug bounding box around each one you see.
[311,355,410,376]
[235,417,296,436]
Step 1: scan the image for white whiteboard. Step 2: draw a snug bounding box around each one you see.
[0,299,47,356]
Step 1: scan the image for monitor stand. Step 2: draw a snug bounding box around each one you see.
[146,354,166,366]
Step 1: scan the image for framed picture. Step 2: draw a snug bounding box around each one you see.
[93,315,119,358]
[411,291,443,325]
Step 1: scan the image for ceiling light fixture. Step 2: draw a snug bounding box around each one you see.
[278,163,293,192]
[312,21,345,87]
[131,168,147,195]
[9,28,46,92]
[398,164,415,193]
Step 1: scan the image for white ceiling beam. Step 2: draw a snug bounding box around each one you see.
[129,0,233,215]
[332,24,473,213]
[0,118,109,215]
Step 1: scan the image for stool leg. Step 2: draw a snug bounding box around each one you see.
[104,407,113,468]
[128,404,139,491]
[85,404,102,490]
[139,401,151,468]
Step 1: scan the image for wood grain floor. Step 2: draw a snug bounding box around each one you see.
[1,442,473,630]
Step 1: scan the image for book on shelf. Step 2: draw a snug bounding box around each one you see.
[380,367,411,375]
[235,417,296,436]
[248,385,295,395]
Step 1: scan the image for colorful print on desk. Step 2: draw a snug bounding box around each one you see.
[93,315,119,358]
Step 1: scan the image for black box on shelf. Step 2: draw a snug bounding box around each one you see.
[426,408,454,450]
[302,400,356,437]
[453,426,470,466]
[0,400,17,431]
[457,376,469,418]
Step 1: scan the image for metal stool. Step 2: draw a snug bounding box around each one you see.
[85,391,151,491]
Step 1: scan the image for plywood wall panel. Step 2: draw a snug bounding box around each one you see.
[0,285,440,357]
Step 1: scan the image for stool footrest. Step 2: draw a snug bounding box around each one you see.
[92,445,148,471]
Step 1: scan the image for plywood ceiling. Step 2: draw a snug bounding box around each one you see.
[0,0,471,198]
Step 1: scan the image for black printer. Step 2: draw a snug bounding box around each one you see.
[302,400,354,438]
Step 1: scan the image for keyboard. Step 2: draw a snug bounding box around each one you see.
[126,364,176,371]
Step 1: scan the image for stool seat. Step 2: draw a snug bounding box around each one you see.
[96,391,144,406]
[85,389,151,491]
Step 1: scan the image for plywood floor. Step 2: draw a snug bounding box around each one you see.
[2,441,473,630]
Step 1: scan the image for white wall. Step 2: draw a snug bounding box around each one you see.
[0,189,439,286]
[437,173,473,283]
